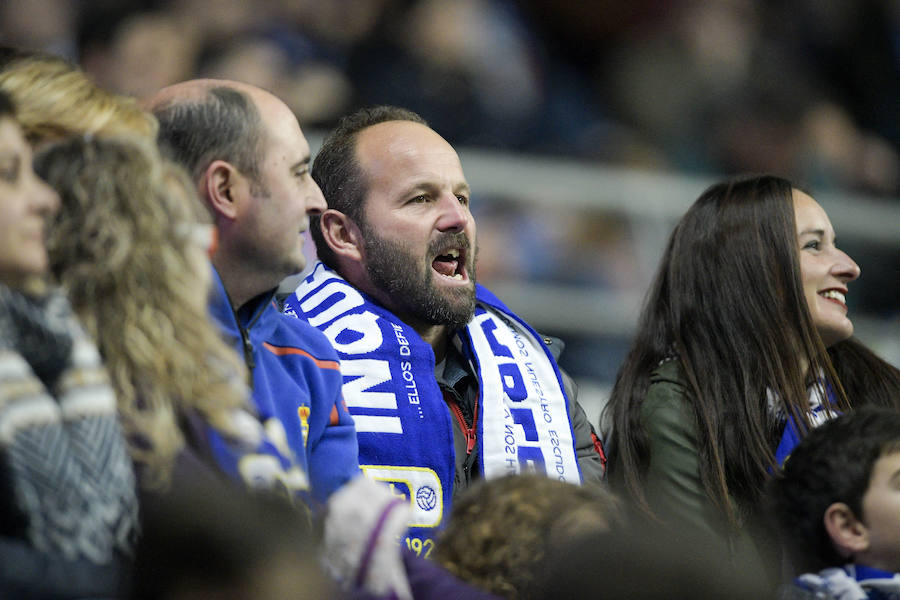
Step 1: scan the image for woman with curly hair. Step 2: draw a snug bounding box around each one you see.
[34,134,251,492]
[0,91,140,598]
[603,174,861,589]
[6,44,324,504]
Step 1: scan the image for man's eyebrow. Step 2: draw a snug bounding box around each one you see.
[398,179,471,197]
[455,182,472,195]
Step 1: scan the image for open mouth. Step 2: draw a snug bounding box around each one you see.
[819,289,847,309]
[432,248,467,281]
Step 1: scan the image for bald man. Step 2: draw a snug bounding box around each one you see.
[144,80,358,504]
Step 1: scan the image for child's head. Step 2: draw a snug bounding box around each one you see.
[771,406,900,573]
[434,475,622,598]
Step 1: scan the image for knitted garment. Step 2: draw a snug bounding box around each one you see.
[0,284,138,564]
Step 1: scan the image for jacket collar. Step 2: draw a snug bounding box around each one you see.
[208,264,279,342]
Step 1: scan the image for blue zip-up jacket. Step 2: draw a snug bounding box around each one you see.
[206,267,360,505]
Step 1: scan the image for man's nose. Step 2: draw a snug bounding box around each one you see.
[435,193,469,232]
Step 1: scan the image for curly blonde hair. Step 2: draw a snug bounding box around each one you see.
[35,134,248,491]
[0,52,157,144]
[434,475,623,598]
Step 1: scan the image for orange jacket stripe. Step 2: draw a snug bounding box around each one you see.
[262,342,341,371]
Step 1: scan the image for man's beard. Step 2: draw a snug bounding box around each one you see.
[361,225,476,329]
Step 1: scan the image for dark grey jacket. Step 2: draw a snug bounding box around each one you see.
[640,359,780,590]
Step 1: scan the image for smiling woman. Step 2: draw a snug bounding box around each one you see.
[603,174,861,592]
[793,190,861,347]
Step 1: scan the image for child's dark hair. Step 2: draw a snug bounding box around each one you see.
[769,406,900,571]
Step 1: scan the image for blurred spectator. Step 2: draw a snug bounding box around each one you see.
[85,12,200,98]
[345,0,552,150]
[0,89,139,600]
[169,0,271,44]
[131,483,332,600]
[800,102,900,195]
[434,475,621,598]
[0,49,157,143]
[199,35,352,125]
[35,135,250,494]
[532,522,770,600]
[0,0,77,59]
[1,51,253,499]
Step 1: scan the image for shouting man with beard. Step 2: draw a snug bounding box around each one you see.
[284,106,606,548]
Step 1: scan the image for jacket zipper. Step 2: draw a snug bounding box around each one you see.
[236,297,275,381]
[221,285,262,382]
[446,395,478,455]
[239,324,255,376]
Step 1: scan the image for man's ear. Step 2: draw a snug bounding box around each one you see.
[320,209,364,262]
[201,160,246,220]
[824,502,869,558]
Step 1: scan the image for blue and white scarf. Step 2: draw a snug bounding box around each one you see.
[771,377,839,467]
[284,263,580,544]
[793,565,900,599]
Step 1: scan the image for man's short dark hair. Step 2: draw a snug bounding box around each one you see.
[152,86,264,186]
[310,105,427,270]
[769,406,900,571]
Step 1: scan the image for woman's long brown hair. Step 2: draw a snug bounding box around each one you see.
[604,174,848,527]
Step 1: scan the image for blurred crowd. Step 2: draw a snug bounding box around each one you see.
[2,0,898,196]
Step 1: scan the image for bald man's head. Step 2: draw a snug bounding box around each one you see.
[141,79,273,114]
[141,79,218,111]
[144,80,265,185]
[143,80,325,305]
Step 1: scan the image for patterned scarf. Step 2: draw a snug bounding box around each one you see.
[0,284,138,564]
